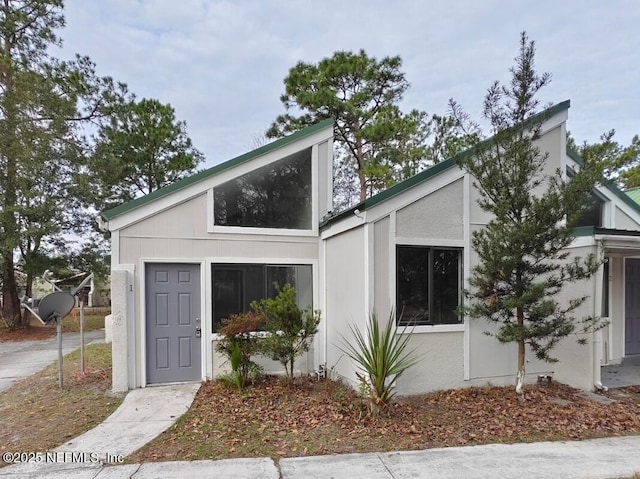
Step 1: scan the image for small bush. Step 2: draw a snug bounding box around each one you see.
[216,311,264,388]
[251,284,320,382]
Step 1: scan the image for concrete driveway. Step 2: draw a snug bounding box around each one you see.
[0,329,105,392]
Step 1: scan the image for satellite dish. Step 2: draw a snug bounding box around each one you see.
[38,291,75,324]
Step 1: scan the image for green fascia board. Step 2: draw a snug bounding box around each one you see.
[321,157,457,227]
[572,226,596,237]
[566,148,640,216]
[322,100,571,228]
[102,118,334,220]
[572,226,640,238]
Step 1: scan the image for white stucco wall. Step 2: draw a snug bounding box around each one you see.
[608,256,625,364]
[373,216,391,318]
[395,331,465,395]
[110,266,135,392]
[465,244,598,390]
[324,225,366,387]
[211,342,315,378]
[396,179,463,240]
[615,207,640,231]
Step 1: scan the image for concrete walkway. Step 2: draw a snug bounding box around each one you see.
[1,382,201,479]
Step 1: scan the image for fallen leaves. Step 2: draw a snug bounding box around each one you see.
[0,325,54,341]
[128,377,640,464]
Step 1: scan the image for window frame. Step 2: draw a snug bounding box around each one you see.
[210,262,314,333]
[575,191,607,228]
[395,244,463,328]
[208,144,319,237]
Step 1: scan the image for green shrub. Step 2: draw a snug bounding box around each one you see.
[340,312,419,416]
[251,284,320,382]
[215,311,264,388]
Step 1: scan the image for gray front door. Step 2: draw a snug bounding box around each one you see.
[625,259,640,355]
[146,263,201,384]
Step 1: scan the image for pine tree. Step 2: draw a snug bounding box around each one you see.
[267,50,431,206]
[455,32,606,400]
[0,1,120,327]
[89,97,204,211]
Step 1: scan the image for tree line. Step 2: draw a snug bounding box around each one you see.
[0,1,202,327]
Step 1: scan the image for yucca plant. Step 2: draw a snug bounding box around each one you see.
[340,312,419,416]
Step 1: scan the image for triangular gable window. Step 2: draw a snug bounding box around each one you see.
[213,147,312,230]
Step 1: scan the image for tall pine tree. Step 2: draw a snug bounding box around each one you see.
[456,32,605,400]
[0,1,120,327]
[267,50,431,207]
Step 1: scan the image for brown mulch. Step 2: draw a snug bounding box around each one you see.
[128,376,640,463]
[0,325,55,342]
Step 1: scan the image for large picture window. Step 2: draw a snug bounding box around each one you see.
[396,246,462,326]
[211,263,312,331]
[575,193,605,228]
[213,148,312,230]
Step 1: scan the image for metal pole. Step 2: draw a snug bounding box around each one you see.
[80,301,85,375]
[57,320,63,389]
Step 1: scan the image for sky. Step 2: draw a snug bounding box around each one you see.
[58,1,639,170]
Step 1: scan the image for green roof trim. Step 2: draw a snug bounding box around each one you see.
[322,157,458,227]
[572,226,596,237]
[572,226,640,238]
[566,148,640,216]
[102,118,334,220]
[625,187,640,205]
[322,100,572,228]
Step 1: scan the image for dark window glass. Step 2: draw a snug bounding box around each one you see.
[396,246,461,326]
[211,264,312,331]
[575,194,604,228]
[214,148,312,229]
[397,247,430,323]
[602,259,609,317]
[432,250,461,324]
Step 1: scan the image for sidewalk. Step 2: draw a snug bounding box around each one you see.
[0,329,106,392]
[2,435,640,478]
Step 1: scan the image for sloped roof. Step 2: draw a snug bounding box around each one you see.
[625,187,640,205]
[323,100,640,228]
[102,118,334,220]
[322,100,572,227]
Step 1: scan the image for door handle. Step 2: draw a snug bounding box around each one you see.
[195,327,201,338]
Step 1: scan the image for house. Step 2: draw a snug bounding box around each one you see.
[626,186,640,206]
[32,273,111,308]
[102,101,640,394]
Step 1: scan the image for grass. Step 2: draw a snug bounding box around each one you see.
[0,343,123,467]
[128,376,640,464]
[61,307,110,333]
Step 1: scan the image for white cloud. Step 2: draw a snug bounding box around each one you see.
[59,0,640,167]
